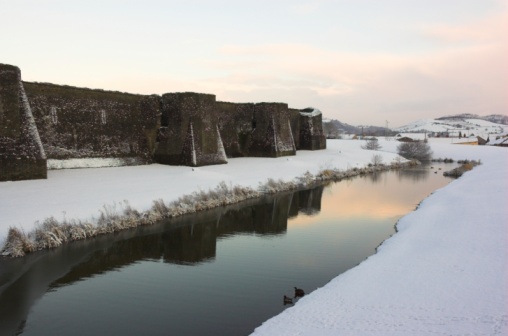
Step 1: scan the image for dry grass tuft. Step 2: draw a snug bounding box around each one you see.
[462,163,474,171]
[2,227,36,257]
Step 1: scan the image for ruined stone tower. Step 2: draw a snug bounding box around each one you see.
[154,92,228,166]
[0,64,46,181]
[298,108,327,150]
[249,103,296,157]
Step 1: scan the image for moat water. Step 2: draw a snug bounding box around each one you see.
[0,163,455,336]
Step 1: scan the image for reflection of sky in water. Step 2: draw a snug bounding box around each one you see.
[290,164,455,225]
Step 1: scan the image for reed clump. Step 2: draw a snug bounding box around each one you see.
[443,159,480,178]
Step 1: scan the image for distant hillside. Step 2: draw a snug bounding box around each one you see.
[323,119,392,138]
[436,113,508,125]
[322,113,508,139]
[395,115,508,137]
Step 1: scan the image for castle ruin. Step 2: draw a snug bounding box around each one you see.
[0,63,326,181]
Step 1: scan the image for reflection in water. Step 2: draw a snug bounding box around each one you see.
[54,187,324,285]
[0,163,455,336]
[396,164,432,182]
[0,187,325,334]
[367,171,383,184]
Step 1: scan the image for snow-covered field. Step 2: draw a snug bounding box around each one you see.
[1,138,507,334]
[395,117,508,138]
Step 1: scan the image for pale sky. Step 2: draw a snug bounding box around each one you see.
[1,0,507,127]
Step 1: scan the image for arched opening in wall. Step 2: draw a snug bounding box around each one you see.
[50,106,58,124]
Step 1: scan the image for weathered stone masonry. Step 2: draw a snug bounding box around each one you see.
[0,64,46,181]
[154,92,228,166]
[0,63,326,181]
[23,81,160,162]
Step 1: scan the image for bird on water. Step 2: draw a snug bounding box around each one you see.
[294,287,305,297]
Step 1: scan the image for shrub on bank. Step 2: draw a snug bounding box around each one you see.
[397,141,433,162]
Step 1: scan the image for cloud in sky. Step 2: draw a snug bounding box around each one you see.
[1,0,506,127]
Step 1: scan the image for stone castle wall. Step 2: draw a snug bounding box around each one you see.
[0,63,326,181]
[23,82,160,162]
[249,103,296,157]
[216,102,299,158]
[215,101,254,157]
[299,108,327,150]
[0,64,47,181]
[154,92,227,166]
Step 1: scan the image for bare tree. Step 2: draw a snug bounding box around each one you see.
[362,137,382,150]
[371,154,383,166]
[397,141,432,161]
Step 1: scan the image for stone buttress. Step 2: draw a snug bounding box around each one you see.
[298,108,327,150]
[0,64,46,181]
[154,92,228,166]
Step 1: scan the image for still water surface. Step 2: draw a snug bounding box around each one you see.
[0,163,455,335]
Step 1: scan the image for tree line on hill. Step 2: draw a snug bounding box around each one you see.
[322,119,396,139]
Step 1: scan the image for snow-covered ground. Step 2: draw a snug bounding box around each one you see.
[0,140,403,245]
[1,138,507,334]
[395,117,508,138]
[252,139,508,335]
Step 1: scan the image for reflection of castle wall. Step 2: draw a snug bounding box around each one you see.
[216,193,292,236]
[288,186,324,217]
[301,186,324,215]
[0,64,46,181]
[0,184,326,335]
[161,221,217,264]
[45,186,325,288]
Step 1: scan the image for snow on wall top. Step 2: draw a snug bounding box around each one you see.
[299,107,322,117]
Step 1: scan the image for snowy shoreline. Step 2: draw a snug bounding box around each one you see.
[1,138,507,334]
[251,139,508,335]
[1,147,417,257]
[0,139,405,249]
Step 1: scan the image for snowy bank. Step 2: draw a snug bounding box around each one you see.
[0,140,401,248]
[252,139,508,335]
[0,139,506,334]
